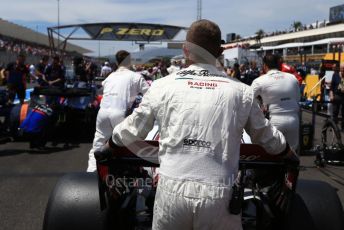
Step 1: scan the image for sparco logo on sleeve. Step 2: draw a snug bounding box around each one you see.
[183,139,211,148]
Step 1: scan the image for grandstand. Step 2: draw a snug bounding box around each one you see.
[223,4,344,66]
[0,18,90,55]
[224,22,344,66]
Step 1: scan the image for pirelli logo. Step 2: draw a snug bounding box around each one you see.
[100,27,164,36]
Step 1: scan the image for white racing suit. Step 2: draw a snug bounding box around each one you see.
[251,69,300,151]
[111,63,287,229]
[86,67,149,172]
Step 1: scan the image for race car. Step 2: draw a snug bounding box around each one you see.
[0,85,101,147]
[43,139,344,230]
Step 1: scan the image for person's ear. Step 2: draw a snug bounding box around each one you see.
[217,46,224,58]
[183,43,189,59]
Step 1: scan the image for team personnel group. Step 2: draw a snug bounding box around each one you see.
[2,54,67,105]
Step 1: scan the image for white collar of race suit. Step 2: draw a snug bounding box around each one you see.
[117,66,130,71]
[189,63,220,71]
[266,69,281,75]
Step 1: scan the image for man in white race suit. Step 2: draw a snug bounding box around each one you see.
[102,20,297,229]
[100,61,112,78]
[251,54,300,151]
[86,50,149,172]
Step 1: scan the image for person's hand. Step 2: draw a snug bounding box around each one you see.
[94,142,113,161]
[329,91,334,102]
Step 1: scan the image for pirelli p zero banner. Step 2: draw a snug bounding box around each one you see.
[81,23,185,41]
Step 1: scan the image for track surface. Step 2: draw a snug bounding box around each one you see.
[0,110,343,230]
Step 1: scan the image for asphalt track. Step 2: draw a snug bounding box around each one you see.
[0,111,344,230]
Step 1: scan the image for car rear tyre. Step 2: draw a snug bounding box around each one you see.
[43,172,108,230]
[322,119,342,147]
[285,179,344,230]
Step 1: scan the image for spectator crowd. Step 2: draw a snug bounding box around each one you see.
[0,34,50,57]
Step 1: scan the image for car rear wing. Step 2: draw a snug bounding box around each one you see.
[97,141,290,169]
[96,141,299,214]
